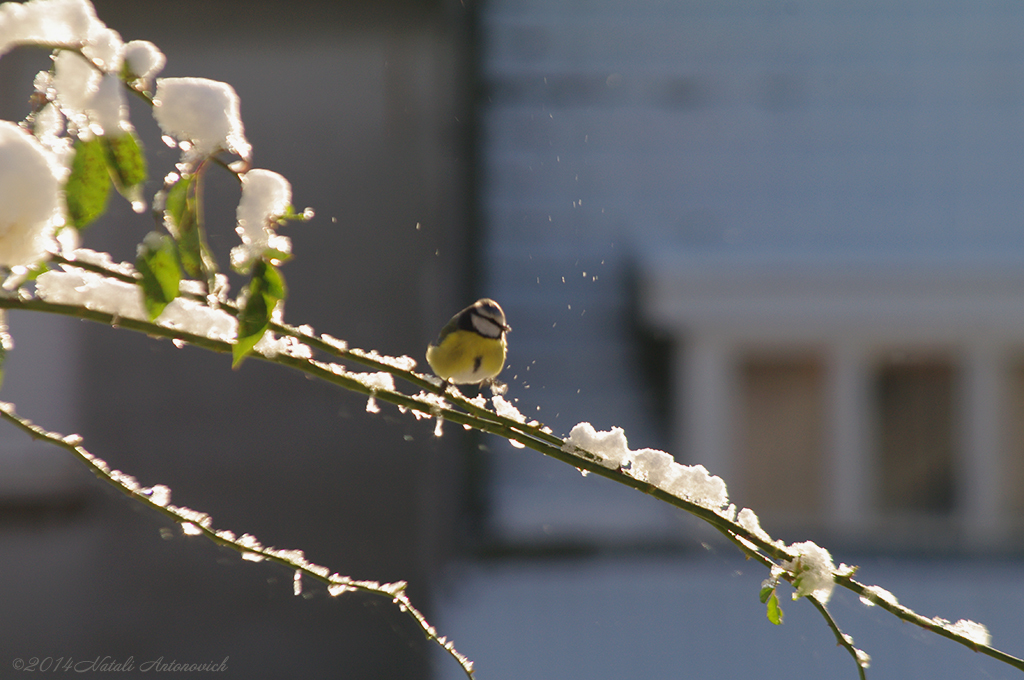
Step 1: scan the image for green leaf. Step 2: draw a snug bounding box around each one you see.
[766,591,784,625]
[164,174,189,227]
[262,245,293,265]
[163,175,203,278]
[759,584,774,604]
[65,136,111,228]
[102,131,147,198]
[136,233,181,320]
[232,261,286,367]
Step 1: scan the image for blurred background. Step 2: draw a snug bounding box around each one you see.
[3,0,1024,678]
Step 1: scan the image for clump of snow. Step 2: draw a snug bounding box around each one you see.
[320,333,348,352]
[347,371,395,414]
[177,272,230,305]
[180,521,203,536]
[231,169,292,268]
[408,391,449,420]
[662,464,728,509]
[252,332,312,360]
[81,24,121,71]
[67,247,136,276]
[122,39,164,86]
[108,468,138,491]
[465,394,487,410]
[859,584,898,607]
[630,448,674,485]
[0,121,62,267]
[782,541,836,604]
[487,394,536,448]
[836,563,858,577]
[951,619,992,647]
[143,484,171,507]
[157,296,237,343]
[153,77,250,158]
[31,7,125,131]
[492,394,526,423]
[328,582,354,597]
[563,422,629,469]
[29,93,74,174]
[934,618,992,647]
[52,49,100,126]
[0,0,103,56]
[351,371,395,393]
[36,268,238,342]
[37,268,142,318]
[736,507,773,543]
[87,72,127,135]
[349,347,417,372]
[170,504,212,531]
[563,422,730,509]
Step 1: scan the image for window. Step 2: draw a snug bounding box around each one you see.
[875,357,956,514]
[736,353,825,522]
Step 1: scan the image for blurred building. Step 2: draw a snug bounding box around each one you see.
[479,0,1024,553]
[433,2,1024,678]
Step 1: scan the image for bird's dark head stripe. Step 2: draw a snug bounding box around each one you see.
[456,298,509,337]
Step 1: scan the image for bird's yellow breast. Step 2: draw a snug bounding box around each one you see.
[426,329,506,384]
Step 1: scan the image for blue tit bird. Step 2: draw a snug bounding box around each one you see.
[426,298,510,385]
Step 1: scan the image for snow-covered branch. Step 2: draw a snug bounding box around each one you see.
[1,1,1022,678]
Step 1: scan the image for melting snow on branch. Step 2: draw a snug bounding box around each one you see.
[52,48,100,125]
[736,507,773,544]
[143,484,172,507]
[153,77,250,158]
[0,0,104,56]
[782,541,836,604]
[231,169,292,269]
[122,39,165,89]
[859,584,899,607]
[252,331,313,361]
[491,394,526,423]
[934,618,992,647]
[36,265,237,342]
[562,422,729,510]
[350,371,395,414]
[347,347,417,372]
[0,121,62,268]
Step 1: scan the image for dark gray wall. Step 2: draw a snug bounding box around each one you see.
[0,1,475,677]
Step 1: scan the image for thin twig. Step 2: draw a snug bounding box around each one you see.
[6,287,1024,674]
[0,401,475,679]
